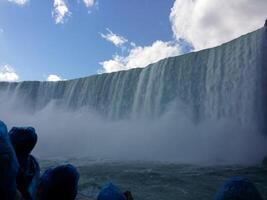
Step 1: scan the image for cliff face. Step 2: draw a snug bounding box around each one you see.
[0,27,266,130]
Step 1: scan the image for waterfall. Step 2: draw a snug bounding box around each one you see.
[0,27,266,163]
[0,27,266,130]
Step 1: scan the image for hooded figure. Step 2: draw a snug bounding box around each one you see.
[9,127,40,200]
[37,164,79,200]
[0,121,19,200]
[214,176,263,200]
[97,183,127,200]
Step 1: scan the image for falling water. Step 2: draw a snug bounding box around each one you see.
[0,27,266,163]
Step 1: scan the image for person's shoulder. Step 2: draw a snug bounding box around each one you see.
[28,155,40,171]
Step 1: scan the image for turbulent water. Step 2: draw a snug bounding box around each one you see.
[40,159,267,200]
[0,27,267,164]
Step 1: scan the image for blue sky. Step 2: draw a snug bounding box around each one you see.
[0,0,176,81]
[0,0,266,81]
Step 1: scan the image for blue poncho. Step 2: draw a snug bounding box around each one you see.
[0,120,19,200]
[38,164,79,200]
[214,176,263,200]
[9,126,40,200]
[97,183,127,200]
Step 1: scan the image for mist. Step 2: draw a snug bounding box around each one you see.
[1,97,266,166]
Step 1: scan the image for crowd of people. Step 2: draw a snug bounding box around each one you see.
[0,120,264,200]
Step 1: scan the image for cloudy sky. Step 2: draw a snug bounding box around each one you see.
[0,0,266,81]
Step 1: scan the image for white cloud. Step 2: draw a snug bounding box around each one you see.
[130,42,136,47]
[52,0,70,24]
[100,41,181,73]
[7,0,28,5]
[170,0,267,50]
[99,0,267,74]
[83,0,94,8]
[0,65,19,82]
[8,0,95,23]
[101,29,128,47]
[47,74,62,82]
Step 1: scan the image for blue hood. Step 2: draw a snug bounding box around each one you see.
[97,183,127,200]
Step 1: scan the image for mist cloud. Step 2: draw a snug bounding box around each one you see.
[0,94,266,165]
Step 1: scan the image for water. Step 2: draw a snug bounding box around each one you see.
[0,27,267,164]
[40,159,267,200]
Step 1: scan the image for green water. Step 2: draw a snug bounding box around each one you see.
[40,159,267,200]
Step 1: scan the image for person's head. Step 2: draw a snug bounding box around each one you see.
[37,164,79,200]
[9,127,37,156]
[97,183,127,200]
[214,176,263,200]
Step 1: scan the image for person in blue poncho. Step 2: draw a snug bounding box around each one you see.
[97,183,134,200]
[37,164,80,200]
[0,121,19,200]
[9,127,40,200]
[214,176,263,200]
